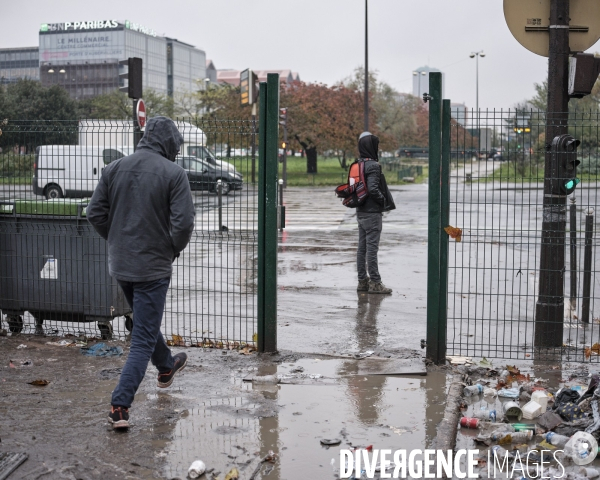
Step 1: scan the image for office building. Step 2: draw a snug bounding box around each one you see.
[412,66,444,99]
[0,20,207,100]
[0,47,40,84]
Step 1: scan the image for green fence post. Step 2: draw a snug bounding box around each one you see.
[426,72,443,364]
[264,73,280,352]
[438,99,451,361]
[257,82,268,352]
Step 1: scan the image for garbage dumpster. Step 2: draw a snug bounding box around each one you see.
[0,199,131,338]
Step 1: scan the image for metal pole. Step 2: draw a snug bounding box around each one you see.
[582,208,594,324]
[283,121,288,188]
[217,179,223,231]
[426,72,443,364]
[278,178,284,232]
[133,99,141,151]
[364,0,369,132]
[475,54,479,127]
[438,99,451,362]
[535,0,571,347]
[570,195,577,313]
[251,103,257,185]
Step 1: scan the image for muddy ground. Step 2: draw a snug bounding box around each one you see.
[0,335,448,479]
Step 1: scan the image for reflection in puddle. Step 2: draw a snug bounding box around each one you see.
[163,360,447,479]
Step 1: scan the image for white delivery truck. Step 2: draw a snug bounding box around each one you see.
[33,145,134,199]
[79,120,238,174]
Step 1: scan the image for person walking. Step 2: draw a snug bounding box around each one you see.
[87,116,195,429]
[355,132,395,294]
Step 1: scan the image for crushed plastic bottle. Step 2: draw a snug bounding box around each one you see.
[545,432,570,448]
[464,384,484,397]
[473,410,497,422]
[188,460,206,479]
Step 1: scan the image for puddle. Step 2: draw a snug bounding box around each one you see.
[162,360,447,479]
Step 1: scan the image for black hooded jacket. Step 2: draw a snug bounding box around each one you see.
[356,134,396,214]
[87,116,195,282]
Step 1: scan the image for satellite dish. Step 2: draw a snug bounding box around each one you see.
[504,0,600,57]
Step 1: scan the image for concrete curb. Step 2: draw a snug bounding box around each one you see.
[431,374,463,453]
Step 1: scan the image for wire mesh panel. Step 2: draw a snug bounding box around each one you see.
[0,119,258,345]
[447,109,600,361]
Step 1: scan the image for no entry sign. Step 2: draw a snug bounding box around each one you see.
[136,99,146,129]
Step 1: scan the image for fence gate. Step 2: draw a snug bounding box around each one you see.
[0,87,281,350]
[437,106,600,362]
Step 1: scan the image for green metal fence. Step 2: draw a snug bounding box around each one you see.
[0,76,280,352]
[427,72,600,363]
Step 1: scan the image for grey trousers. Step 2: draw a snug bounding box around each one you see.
[357,212,383,282]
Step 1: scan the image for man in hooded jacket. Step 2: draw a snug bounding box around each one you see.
[356,132,396,294]
[87,116,195,429]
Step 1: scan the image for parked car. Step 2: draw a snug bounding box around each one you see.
[175,156,242,195]
[183,145,238,175]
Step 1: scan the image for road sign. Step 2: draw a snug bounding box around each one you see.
[240,69,258,105]
[504,0,600,57]
[136,99,146,129]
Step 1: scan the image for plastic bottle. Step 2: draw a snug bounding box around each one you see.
[491,445,513,461]
[464,384,483,397]
[188,460,206,479]
[492,430,533,444]
[473,410,497,422]
[483,387,497,398]
[545,432,570,448]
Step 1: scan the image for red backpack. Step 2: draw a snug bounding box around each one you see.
[335,159,369,208]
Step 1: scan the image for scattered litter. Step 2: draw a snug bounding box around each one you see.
[167,334,186,347]
[224,467,239,480]
[503,401,523,421]
[531,390,549,410]
[521,400,543,420]
[187,460,206,479]
[478,357,493,368]
[320,438,341,446]
[545,432,570,448]
[16,344,27,349]
[483,387,497,398]
[537,411,563,431]
[497,388,520,399]
[248,451,277,480]
[46,339,85,347]
[579,467,600,479]
[80,343,123,357]
[460,417,480,429]
[290,366,304,373]
[9,360,15,368]
[0,452,28,478]
[472,410,497,422]
[20,360,33,367]
[464,384,483,397]
[446,355,472,365]
[249,375,278,384]
[28,379,49,386]
[354,350,375,359]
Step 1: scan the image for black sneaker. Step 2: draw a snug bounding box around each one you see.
[157,352,188,388]
[108,406,129,429]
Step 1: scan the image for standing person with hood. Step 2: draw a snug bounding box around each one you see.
[356,132,396,294]
[87,116,195,429]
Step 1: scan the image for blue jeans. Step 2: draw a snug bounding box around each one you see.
[357,213,383,283]
[111,277,174,408]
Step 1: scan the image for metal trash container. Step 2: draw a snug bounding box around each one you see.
[0,199,131,338]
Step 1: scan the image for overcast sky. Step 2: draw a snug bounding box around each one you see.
[2,0,600,108]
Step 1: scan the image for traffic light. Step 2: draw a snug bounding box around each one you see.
[119,57,143,99]
[551,134,581,195]
[282,142,286,149]
[279,108,287,127]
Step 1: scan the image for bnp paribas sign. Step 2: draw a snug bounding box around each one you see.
[40,20,119,32]
[40,20,157,37]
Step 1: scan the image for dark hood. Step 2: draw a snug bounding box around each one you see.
[358,134,379,160]
[136,116,184,161]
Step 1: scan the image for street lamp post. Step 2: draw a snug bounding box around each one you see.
[364,0,369,132]
[470,51,485,150]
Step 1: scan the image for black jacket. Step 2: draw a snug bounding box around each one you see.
[87,116,195,282]
[356,159,396,214]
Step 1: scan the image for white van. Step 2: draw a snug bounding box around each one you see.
[33,145,133,199]
[78,120,239,175]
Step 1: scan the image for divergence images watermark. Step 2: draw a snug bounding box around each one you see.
[339,441,598,479]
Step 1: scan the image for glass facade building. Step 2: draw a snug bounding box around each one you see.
[0,20,206,99]
[0,47,40,84]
